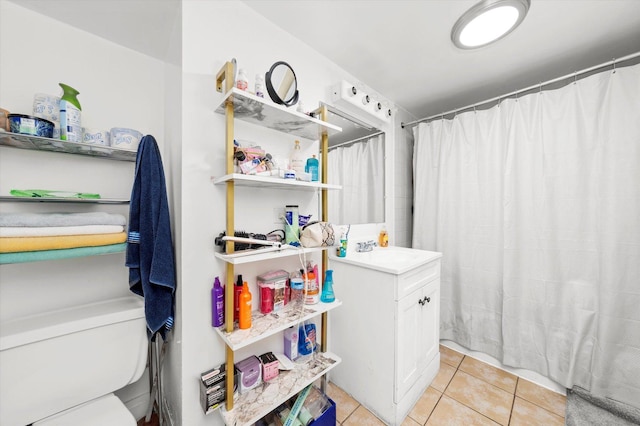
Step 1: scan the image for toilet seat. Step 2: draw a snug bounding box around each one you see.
[33,393,136,426]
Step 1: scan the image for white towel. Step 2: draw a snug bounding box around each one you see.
[0,212,126,227]
[0,225,124,237]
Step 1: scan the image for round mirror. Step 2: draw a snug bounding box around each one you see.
[265,61,299,107]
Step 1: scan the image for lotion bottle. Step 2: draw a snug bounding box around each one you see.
[379,225,389,247]
[289,140,305,177]
[305,155,319,182]
[211,276,224,327]
[239,281,252,329]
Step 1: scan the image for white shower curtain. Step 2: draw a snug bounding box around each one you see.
[412,63,640,407]
[328,134,384,225]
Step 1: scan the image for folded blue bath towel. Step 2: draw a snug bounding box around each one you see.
[126,135,176,340]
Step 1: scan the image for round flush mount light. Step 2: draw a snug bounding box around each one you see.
[452,0,530,49]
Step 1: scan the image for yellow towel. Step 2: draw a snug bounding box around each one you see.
[0,232,127,253]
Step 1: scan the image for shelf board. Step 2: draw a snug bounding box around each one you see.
[214,300,342,351]
[0,196,129,204]
[214,246,330,265]
[0,132,137,162]
[219,352,341,425]
[214,88,342,140]
[213,173,341,191]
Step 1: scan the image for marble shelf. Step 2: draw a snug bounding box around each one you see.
[219,352,341,425]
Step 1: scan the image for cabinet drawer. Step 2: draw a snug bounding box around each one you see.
[396,259,440,300]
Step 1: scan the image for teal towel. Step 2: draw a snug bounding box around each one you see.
[0,243,126,264]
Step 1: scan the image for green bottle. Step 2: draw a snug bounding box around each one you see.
[59,83,82,142]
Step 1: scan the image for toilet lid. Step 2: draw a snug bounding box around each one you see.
[34,394,136,426]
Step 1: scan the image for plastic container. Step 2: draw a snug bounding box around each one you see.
[285,205,300,244]
[303,271,319,305]
[289,271,304,306]
[305,155,319,182]
[255,74,265,98]
[236,68,248,91]
[257,269,289,314]
[289,140,305,177]
[211,277,224,327]
[234,274,243,322]
[8,114,54,138]
[59,83,82,142]
[320,270,335,303]
[238,282,252,330]
[298,322,317,355]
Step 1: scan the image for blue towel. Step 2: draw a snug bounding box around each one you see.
[126,135,176,340]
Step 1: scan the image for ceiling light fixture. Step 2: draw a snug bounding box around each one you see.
[451,0,530,49]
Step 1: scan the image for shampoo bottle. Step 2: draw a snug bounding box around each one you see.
[234,274,243,322]
[211,277,224,327]
[59,83,82,142]
[321,270,335,303]
[305,155,319,182]
[238,281,252,329]
[289,140,305,177]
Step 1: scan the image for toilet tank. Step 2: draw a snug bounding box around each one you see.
[0,296,147,426]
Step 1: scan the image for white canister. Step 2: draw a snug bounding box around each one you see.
[110,127,143,151]
[33,93,60,123]
[82,128,110,146]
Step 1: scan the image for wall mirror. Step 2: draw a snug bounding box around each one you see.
[324,104,385,225]
[265,61,299,107]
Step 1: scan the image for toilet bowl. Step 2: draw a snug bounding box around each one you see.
[0,296,147,426]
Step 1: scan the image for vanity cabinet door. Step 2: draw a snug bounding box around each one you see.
[395,278,440,403]
[396,285,424,403]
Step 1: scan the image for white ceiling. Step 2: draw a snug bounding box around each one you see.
[12,0,640,122]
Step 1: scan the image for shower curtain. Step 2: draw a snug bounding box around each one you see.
[412,63,640,408]
[328,134,384,225]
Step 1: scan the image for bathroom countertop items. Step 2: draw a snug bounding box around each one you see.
[0,212,128,264]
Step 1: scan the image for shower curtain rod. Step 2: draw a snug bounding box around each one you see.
[328,130,384,150]
[401,51,640,129]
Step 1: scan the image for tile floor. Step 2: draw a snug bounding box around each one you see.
[326,345,567,426]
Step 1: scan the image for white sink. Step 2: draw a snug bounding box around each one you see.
[330,246,441,274]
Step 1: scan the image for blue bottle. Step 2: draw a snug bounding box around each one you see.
[321,270,335,303]
[305,155,319,182]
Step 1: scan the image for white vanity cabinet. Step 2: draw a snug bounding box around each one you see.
[330,250,441,426]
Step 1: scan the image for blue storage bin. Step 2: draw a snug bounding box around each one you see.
[309,397,336,426]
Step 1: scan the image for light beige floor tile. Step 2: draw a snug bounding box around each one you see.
[427,395,500,426]
[402,415,422,426]
[440,345,465,368]
[431,361,457,392]
[459,356,518,394]
[515,378,566,418]
[408,387,442,424]
[445,370,514,425]
[343,405,386,426]
[509,396,564,426]
[327,381,360,423]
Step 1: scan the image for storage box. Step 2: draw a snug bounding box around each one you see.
[199,363,237,414]
[236,355,262,393]
[284,326,299,361]
[309,397,336,426]
[258,352,279,382]
[258,269,290,314]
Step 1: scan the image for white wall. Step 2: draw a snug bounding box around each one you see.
[179,1,405,425]
[0,0,170,420]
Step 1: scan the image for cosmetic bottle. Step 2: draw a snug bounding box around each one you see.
[303,271,319,305]
[337,232,347,257]
[236,68,248,91]
[379,225,389,247]
[239,281,252,329]
[289,140,305,177]
[320,270,335,303]
[234,274,243,322]
[212,276,224,327]
[305,155,319,182]
[254,74,265,98]
[284,205,299,244]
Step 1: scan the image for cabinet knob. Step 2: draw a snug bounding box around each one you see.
[425,296,431,304]
[418,296,431,306]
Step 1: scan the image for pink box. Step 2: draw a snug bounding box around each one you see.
[258,352,279,382]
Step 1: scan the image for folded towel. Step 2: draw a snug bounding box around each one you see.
[126,135,176,340]
[0,243,126,264]
[10,189,101,199]
[0,225,124,237]
[0,212,126,227]
[0,232,127,253]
